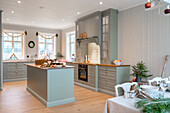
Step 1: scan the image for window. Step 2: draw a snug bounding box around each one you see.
[38,34,55,59]
[3,32,24,60]
[66,32,75,60]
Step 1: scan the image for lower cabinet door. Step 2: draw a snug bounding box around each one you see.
[99,78,116,92]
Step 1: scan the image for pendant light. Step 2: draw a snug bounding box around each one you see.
[145,0,151,8]
[164,5,170,14]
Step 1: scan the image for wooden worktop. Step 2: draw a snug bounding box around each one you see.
[25,64,74,70]
[3,60,35,63]
[67,62,130,67]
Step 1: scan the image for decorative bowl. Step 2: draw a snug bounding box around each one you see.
[114,62,122,65]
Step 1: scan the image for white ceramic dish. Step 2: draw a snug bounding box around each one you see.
[140,85,159,92]
[55,65,63,68]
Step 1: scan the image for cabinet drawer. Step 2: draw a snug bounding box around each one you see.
[6,67,26,72]
[3,73,7,79]
[7,71,26,79]
[99,70,107,76]
[88,76,95,87]
[106,71,116,78]
[99,66,107,71]
[99,66,116,72]
[99,80,115,92]
[88,73,95,77]
[6,63,16,66]
[107,67,116,72]
[99,76,116,82]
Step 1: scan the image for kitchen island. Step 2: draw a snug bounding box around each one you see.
[26,64,75,107]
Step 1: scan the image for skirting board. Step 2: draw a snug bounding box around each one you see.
[4,78,27,82]
[74,82,98,92]
[26,87,75,108]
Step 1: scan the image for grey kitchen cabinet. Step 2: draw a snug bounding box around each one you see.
[67,62,98,91]
[101,9,118,64]
[75,64,97,92]
[98,65,130,96]
[88,65,96,87]
[3,62,34,82]
[66,62,78,81]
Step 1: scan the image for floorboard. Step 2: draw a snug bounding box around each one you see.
[0,81,113,113]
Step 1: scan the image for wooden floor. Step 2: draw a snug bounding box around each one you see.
[0,81,112,113]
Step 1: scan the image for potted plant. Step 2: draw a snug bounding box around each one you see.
[131,61,152,82]
[56,52,64,61]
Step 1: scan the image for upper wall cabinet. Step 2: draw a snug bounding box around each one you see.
[75,12,102,62]
[101,9,118,64]
[75,9,118,64]
[76,12,102,45]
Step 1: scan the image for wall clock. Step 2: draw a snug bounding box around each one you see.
[28,41,35,48]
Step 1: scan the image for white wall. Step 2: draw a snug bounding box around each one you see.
[118,5,170,78]
[2,24,61,59]
[61,26,75,59]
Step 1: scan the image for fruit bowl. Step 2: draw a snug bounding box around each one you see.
[113,60,122,65]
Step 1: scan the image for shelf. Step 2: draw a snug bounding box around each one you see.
[76,36,98,46]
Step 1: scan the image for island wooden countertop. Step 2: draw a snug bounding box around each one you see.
[67,62,130,67]
[25,64,74,70]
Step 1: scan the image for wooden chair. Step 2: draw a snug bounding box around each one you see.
[115,82,138,97]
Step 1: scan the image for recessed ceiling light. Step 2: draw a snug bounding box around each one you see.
[77,12,80,15]
[11,11,15,14]
[7,18,9,21]
[62,19,65,21]
[100,2,103,5]
[18,1,21,4]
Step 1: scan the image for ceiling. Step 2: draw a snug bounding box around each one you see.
[0,0,145,30]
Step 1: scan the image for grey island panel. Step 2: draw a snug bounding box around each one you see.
[26,65,75,107]
[27,66,47,101]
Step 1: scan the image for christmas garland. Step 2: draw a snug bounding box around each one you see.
[36,32,58,39]
[135,98,170,113]
[2,29,27,37]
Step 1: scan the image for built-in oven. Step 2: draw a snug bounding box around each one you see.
[78,64,88,82]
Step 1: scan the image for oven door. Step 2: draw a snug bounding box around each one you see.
[78,65,88,82]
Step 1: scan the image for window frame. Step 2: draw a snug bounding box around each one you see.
[66,32,75,60]
[38,33,56,59]
[2,30,24,60]
[69,33,75,59]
